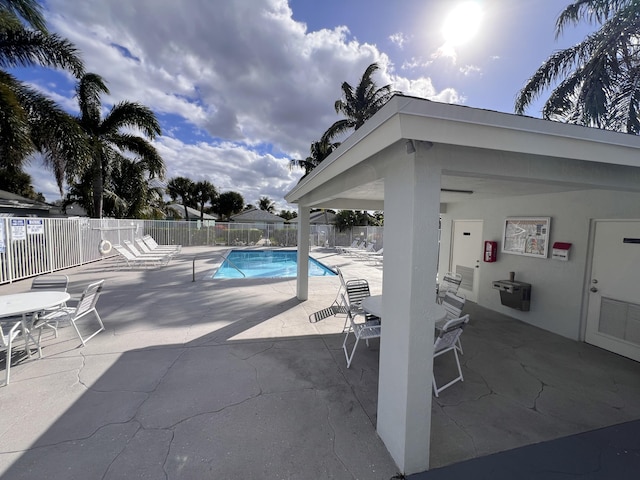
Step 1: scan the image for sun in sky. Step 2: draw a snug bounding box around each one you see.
[438,1,484,59]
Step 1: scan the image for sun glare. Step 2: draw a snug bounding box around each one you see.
[442,1,483,46]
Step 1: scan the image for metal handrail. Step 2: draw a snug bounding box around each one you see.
[192,254,245,281]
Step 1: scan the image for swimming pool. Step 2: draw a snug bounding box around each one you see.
[212,250,336,279]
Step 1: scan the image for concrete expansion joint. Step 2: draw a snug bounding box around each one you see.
[76,352,89,390]
[520,362,546,411]
[322,400,353,477]
[101,422,144,479]
[440,404,479,457]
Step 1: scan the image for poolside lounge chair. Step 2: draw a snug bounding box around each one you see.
[354,247,383,264]
[342,293,381,368]
[124,240,173,260]
[143,235,181,254]
[134,238,178,258]
[432,314,469,397]
[35,280,106,347]
[336,240,359,254]
[308,267,349,323]
[113,244,170,268]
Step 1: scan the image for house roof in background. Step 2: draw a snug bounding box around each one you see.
[230,208,285,223]
[0,189,51,215]
[287,210,336,224]
[167,203,217,220]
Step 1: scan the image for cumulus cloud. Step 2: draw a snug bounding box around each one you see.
[389,32,409,49]
[460,64,482,76]
[32,0,458,209]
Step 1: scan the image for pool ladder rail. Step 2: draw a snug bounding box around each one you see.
[192,254,245,281]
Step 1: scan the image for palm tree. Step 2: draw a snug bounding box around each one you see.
[258,196,275,213]
[66,73,165,217]
[289,136,339,177]
[166,176,195,220]
[515,0,640,133]
[0,0,87,194]
[193,180,218,221]
[215,191,244,220]
[323,63,400,141]
[105,158,166,218]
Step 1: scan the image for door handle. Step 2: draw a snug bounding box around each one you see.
[590,286,598,293]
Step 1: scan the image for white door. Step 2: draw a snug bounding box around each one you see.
[450,220,483,302]
[586,220,640,362]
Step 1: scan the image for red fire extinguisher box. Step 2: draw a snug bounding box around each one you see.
[484,241,497,262]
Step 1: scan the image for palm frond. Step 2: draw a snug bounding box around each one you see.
[0,0,47,32]
[0,28,84,76]
[101,101,161,139]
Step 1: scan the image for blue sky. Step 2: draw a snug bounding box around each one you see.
[24,0,594,211]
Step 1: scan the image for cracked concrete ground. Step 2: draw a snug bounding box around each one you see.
[1,246,640,479]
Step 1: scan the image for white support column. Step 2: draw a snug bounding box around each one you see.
[296,205,310,301]
[377,145,441,474]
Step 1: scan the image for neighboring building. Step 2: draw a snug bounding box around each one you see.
[0,190,99,218]
[230,208,286,224]
[166,203,216,221]
[287,210,336,224]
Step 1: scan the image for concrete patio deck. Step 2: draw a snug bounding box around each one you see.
[1,246,639,479]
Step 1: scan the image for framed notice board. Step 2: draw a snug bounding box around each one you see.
[502,217,550,258]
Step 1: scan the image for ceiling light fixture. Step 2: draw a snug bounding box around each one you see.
[441,188,474,194]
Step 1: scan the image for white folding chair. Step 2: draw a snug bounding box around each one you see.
[36,280,106,347]
[436,272,463,303]
[342,294,381,368]
[432,314,470,397]
[436,291,467,353]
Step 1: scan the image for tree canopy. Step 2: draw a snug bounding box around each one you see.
[515,0,640,133]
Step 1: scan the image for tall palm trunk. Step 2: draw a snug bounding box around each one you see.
[91,160,104,218]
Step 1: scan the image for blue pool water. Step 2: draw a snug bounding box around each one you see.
[213,250,336,279]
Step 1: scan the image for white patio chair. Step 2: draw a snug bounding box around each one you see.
[1,321,23,386]
[436,291,467,353]
[35,280,106,347]
[342,294,381,368]
[432,314,470,397]
[436,272,463,303]
[30,274,70,337]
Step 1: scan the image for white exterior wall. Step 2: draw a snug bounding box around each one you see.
[439,189,640,340]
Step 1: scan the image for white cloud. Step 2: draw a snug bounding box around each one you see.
[389,32,409,49]
[33,0,459,208]
[460,64,482,76]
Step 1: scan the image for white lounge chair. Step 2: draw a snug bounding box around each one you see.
[36,280,106,347]
[123,240,173,261]
[143,235,181,254]
[113,244,170,268]
[336,240,359,254]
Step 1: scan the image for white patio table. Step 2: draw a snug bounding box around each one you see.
[362,294,447,324]
[0,291,70,358]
